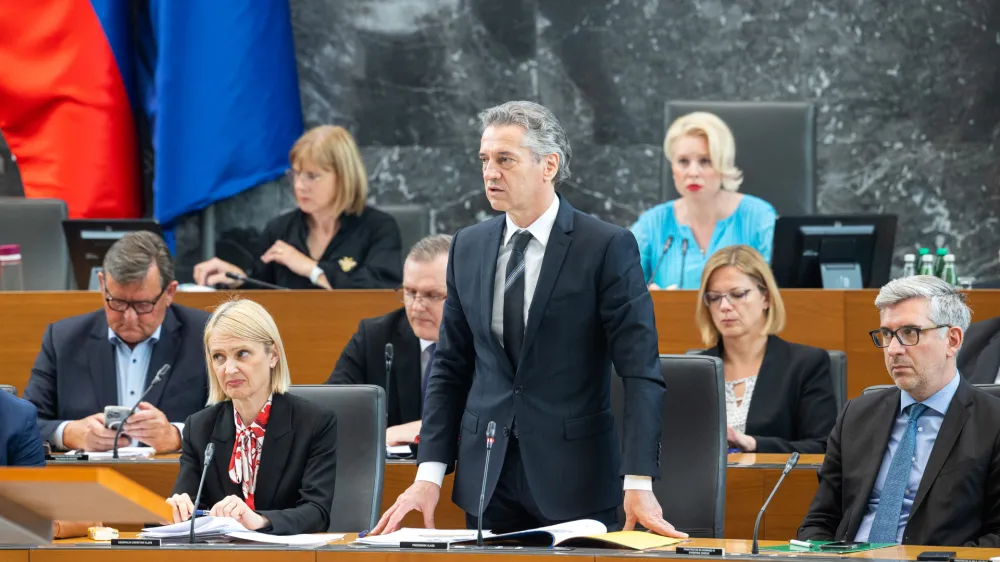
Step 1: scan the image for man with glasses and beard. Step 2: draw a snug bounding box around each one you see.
[798,275,1000,547]
[24,232,210,453]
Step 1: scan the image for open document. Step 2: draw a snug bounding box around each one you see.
[139,517,342,547]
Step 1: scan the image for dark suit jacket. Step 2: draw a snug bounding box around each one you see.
[172,392,337,535]
[248,207,402,290]
[700,335,837,453]
[23,304,211,442]
[0,391,45,466]
[959,316,1000,384]
[326,307,423,426]
[798,378,1000,547]
[420,195,665,520]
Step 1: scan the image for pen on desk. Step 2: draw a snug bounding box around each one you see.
[195,510,209,517]
[358,529,370,538]
[789,539,813,548]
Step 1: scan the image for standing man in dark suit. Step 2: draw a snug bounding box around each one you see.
[0,391,45,466]
[328,234,452,445]
[958,315,1000,384]
[372,101,684,537]
[24,232,210,453]
[798,276,1000,547]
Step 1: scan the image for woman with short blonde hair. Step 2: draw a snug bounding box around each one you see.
[193,125,403,290]
[631,112,776,290]
[167,299,337,535]
[694,246,836,454]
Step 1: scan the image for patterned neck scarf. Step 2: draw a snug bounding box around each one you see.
[228,396,272,510]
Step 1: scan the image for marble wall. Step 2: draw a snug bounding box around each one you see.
[5,0,1000,285]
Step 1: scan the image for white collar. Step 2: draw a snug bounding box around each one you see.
[420,338,436,352]
[503,195,560,249]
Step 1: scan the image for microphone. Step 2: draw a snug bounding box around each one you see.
[678,239,690,289]
[645,235,674,286]
[476,421,497,547]
[224,271,287,290]
[751,452,800,554]
[384,344,394,423]
[190,443,215,544]
[113,364,171,459]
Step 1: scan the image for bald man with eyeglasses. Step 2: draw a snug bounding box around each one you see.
[24,232,209,453]
[327,234,452,446]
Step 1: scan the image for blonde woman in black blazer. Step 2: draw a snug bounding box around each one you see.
[694,245,837,454]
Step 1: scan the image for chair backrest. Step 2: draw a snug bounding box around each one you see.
[0,197,72,290]
[378,204,430,263]
[827,351,847,412]
[0,385,15,395]
[287,384,386,533]
[662,101,816,216]
[611,354,726,537]
[861,384,895,396]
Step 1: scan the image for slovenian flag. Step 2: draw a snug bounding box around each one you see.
[0,0,303,231]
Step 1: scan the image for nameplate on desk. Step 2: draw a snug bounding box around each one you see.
[111,538,160,547]
[46,454,88,461]
[676,546,725,556]
[400,541,450,550]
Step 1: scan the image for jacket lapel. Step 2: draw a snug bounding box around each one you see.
[480,217,509,368]
[970,333,1000,384]
[210,402,242,498]
[393,313,422,420]
[909,378,973,517]
[144,307,182,407]
[743,336,785,428]
[252,393,293,510]
[847,388,900,537]
[88,316,120,407]
[520,196,574,365]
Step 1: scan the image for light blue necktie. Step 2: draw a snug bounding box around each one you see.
[868,403,929,543]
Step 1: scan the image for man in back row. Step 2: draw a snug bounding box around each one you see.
[24,232,210,452]
[328,234,452,445]
[799,275,1000,546]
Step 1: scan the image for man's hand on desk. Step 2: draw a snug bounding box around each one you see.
[63,413,130,452]
[623,489,689,538]
[371,480,440,534]
[121,402,181,453]
[386,421,422,446]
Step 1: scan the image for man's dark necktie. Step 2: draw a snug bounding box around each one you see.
[503,230,532,367]
[421,342,436,405]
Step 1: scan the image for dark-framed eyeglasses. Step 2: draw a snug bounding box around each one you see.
[868,325,951,348]
[396,287,446,305]
[702,287,762,308]
[105,289,165,315]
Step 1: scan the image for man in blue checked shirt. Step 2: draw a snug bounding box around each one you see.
[798,275,1000,547]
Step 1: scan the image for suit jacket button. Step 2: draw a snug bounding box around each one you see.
[502,426,510,437]
[514,386,523,395]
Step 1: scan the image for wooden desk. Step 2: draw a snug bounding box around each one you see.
[59,453,820,539]
[5,290,1000,399]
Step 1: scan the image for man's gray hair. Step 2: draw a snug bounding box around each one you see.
[478,101,572,184]
[875,275,971,331]
[406,234,452,263]
[102,231,175,290]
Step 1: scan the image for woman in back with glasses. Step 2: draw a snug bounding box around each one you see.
[694,245,837,454]
[193,125,402,290]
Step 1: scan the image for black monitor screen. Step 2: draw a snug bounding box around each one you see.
[771,215,897,289]
[62,219,164,290]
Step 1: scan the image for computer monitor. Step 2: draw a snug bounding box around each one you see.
[62,219,164,290]
[771,215,898,289]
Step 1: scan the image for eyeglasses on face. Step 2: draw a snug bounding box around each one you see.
[285,169,325,184]
[396,287,446,305]
[104,288,165,315]
[702,287,761,308]
[868,325,951,348]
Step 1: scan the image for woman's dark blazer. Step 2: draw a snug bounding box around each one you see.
[700,335,837,454]
[172,392,337,535]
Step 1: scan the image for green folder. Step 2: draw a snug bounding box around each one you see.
[760,540,897,554]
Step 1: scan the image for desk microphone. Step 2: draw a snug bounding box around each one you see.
[678,239,690,289]
[751,452,800,554]
[190,443,215,544]
[224,271,287,290]
[645,236,674,286]
[476,421,497,547]
[384,344,394,423]
[113,364,170,459]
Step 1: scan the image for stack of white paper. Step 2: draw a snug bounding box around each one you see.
[68,447,156,460]
[355,528,485,546]
[139,517,344,547]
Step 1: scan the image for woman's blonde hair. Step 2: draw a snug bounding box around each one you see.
[664,112,743,191]
[204,299,291,405]
[288,125,368,216]
[695,245,785,347]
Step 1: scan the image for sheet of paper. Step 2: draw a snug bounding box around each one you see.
[530,519,606,543]
[355,528,483,546]
[226,531,344,547]
[140,516,245,538]
[386,445,413,456]
[79,446,156,460]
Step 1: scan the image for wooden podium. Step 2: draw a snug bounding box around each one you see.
[0,467,172,545]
